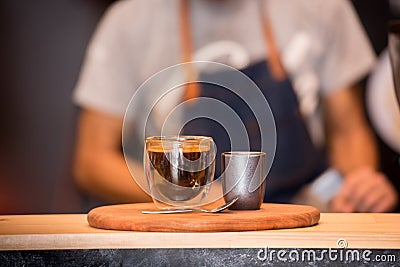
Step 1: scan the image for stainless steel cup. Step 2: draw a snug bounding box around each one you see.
[222,151,267,210]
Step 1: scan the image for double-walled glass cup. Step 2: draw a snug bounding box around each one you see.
[144,136,216,210]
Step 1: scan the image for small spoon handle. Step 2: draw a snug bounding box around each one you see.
[141,197,239,214]
[141,209,194,214]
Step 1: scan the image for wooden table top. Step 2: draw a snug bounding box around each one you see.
[1,212,399,250]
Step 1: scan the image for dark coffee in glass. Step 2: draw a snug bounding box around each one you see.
[145,136,215,209]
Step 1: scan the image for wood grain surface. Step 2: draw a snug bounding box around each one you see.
[87,203,320,232]
[2,213,400,249]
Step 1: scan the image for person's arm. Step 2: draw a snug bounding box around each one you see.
[73,108,151,203]
[323,85,398,212]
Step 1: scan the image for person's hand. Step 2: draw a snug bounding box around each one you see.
[330,167,398,212]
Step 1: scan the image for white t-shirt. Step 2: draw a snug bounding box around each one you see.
[73,0,375,119]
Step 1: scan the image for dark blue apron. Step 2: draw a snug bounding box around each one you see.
[182,60,328,203]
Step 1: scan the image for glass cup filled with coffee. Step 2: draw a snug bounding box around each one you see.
[144,136,216,210]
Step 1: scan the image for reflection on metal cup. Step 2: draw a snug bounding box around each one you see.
[222,151,267,210]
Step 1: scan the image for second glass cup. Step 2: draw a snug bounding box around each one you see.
[144,136,216,210]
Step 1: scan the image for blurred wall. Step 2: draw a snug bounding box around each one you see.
[0,0,114,214]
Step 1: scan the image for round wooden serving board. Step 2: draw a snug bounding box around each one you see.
[87,203,320,232]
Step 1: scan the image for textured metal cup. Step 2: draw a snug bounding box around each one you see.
[222,152,267,210]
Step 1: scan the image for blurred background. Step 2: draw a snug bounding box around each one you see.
[0,0,114,214]
[0,0,399,214]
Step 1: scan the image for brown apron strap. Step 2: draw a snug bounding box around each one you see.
[180,0,200,102]
[180,0,193,64]
[259,0,286,81]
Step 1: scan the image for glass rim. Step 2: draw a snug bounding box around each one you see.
[145,135,213,143]
[222,151,266,157]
